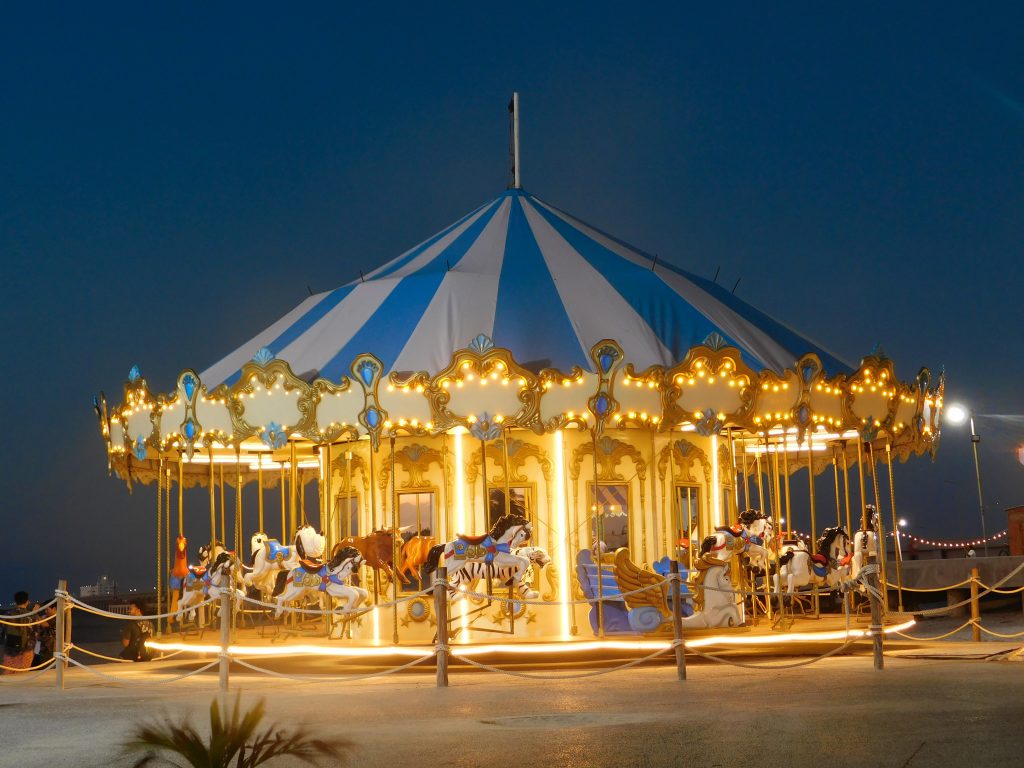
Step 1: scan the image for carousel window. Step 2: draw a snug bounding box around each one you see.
[333,493,359,540]
[674,484,701,554]
[398,491,435,592]
[487,486,532,529]
[590,483,629,552]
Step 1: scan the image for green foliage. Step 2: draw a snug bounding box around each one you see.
[125,694,353,768]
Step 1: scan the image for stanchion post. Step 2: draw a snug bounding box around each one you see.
[434,566,449,688]
[970,566,981,642]
[219,589,231,691]
[55,579,67,690]
[670,560,686,681]
[865,555,884,670]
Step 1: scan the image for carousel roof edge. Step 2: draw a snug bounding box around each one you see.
[95,339,945,487]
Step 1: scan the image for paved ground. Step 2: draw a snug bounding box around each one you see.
[1,646,1021,768]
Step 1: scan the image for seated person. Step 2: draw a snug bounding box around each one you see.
[119,600,154,662]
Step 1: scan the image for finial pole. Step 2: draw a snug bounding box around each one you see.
[509,92,521,189]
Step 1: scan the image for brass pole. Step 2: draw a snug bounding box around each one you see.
[886,442,905,613]
[257,453,265,533]
[754,451,765,516]
[235,447,242,558]
[856,440,868,531]
[807,433,819,617]
[441,434,450,541]
[177,452,184,535]
[841,442,852,537]
[479,437,489,531]
[591,428,604,638]
[324,443,332,550]
[832,448,842,527]
[290,441,298,536]
[165,464,171,625]
[867,442,888,616]
[208,445,216,569]
[782,437,792,539]
[345,447,353,538]
[502,428,512,520]
[740,435,751,511]
[728,428,740,519]
[754,446,770,622]
[156,457,163,637]
[564,430,578,636]
[390,435,400,644]
[280,464,286,541]
[639,428,649,564]
[649,429,662,559]
[368,441,378,604]
[219,463,226,550]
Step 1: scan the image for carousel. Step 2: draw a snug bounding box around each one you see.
[94,96,944,652]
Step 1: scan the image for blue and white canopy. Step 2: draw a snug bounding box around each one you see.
[201,189,849,387]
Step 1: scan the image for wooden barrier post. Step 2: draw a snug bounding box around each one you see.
[670,560,686,681]
[865,555,884,670]
[434,566,449,688]
[970,566,981,642]
[55,579,67,690]
[219,589,231,691]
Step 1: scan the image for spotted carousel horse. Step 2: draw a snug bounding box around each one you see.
[449,545,551,598]
[244,525,324,594]
[273,546,368,617]
[773,526,853,596]
[422,512,536,600]
[176,548,237,623]
[699,509,775,570]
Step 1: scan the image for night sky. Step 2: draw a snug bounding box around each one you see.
[2,5,1022,599]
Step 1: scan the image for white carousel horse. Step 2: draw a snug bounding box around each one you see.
[773,526,852,595]
[177,549,241,623]
[450,545,551,598]
[850,506,879,582]
[273,545,368,617]
[681,554,742,629]
[243,525,324,593]
[699,509,775,570]
[422,512,536,599]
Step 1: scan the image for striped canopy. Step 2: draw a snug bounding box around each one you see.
[202,189,849,387]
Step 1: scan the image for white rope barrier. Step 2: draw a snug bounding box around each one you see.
[64,593,219,621]
[687,637,860,669]
[450,646,673,680]
[0,660,56,682]
[239,587,433,618]
[231,653,434,683]
[59,654,220,686]
[0,599,57,622]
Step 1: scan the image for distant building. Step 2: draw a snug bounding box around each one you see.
[79,575,118,598]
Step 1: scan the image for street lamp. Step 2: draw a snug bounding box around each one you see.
[944,403,988,556]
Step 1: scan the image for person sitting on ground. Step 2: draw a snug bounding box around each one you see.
[119,600,154,662]
[2,591,36,673]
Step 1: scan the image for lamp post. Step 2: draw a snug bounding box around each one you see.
[945,404,989,556]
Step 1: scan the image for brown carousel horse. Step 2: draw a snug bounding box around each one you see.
[398,531,436,586]
[333,528,406,595]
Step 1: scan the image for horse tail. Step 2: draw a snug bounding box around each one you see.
[421,544,445,581]
[271,570,288,598]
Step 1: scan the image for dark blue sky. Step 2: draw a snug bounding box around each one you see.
[2,4,1022,597]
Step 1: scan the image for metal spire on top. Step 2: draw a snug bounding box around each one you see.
[508,92,521,189]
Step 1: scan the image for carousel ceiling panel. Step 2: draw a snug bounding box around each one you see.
[616,370,662,420]
[807,383,845,428]
[237,379,302,435]
[194,396,233,440]
[539,372,595,427]
[315,387,365,435]
[753,371,801,426]
[378,384,432,426]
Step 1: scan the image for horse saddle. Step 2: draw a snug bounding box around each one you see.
[451,535,510,564]
[297,558,324,572]
[265,540,290,562]
[456,533,490,545]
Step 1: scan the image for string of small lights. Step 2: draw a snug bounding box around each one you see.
[778,529,1009,550]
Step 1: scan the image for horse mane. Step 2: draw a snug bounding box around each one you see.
[328,546,360,570]
[738,508,765,527]
[489,512,529,540]
[699,535,717,556]
[816,526,847,556]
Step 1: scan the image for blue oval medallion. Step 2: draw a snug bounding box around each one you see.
[599,352,614,373]
[183,374,196,401]
[595,394,610,416]
[359,361,375,388]
[184,420,197,440]
[366,407,380,429]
